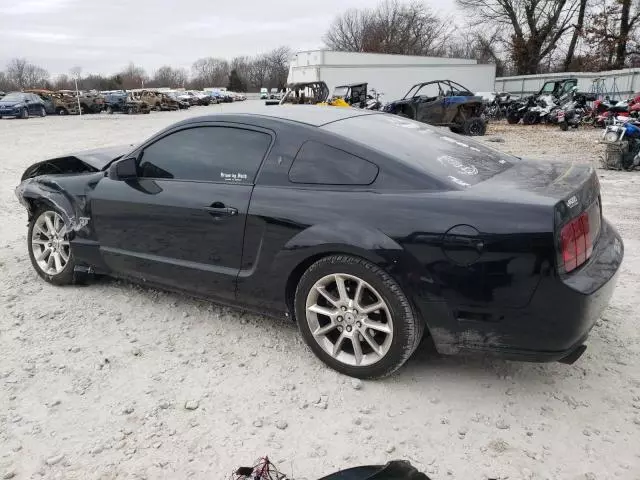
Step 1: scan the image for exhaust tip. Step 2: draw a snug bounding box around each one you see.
[559,344,587,365]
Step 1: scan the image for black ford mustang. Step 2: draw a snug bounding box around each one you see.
[16,107,623,378]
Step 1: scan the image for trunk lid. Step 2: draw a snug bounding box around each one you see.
[475,159,602,273]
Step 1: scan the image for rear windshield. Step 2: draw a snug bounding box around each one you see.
[322,114,516,188]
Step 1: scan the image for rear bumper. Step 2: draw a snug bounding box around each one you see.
[421,219,623,362]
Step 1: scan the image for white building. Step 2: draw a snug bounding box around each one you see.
[287,50,497,101]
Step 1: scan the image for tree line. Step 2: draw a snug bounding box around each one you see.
[325,0,640,76]
[0,47,292,93]
[2,0,640,92]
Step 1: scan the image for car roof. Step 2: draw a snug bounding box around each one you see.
[181,106,379,127]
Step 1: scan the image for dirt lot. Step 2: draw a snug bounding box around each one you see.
[1,103,639,480]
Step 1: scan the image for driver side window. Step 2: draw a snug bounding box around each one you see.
[138,126,271,183]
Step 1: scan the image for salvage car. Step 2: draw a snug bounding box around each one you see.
[0,92,47,118]
[383,80,487,136]
[276,82,330,106]
[103,92,150,114]
[15,108,623,378]
[26,89,80,115]
[165,91,190,109]
[59,90,104,113]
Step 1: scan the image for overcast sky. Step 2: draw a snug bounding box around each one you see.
[0,0,459,77]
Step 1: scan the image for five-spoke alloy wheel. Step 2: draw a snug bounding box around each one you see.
[296,255,424,379]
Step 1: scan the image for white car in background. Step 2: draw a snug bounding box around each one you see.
[260,88,268,99]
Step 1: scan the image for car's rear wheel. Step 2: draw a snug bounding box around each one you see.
[295,255,424,379]
[28,207,76,285]
[462,117,487,136]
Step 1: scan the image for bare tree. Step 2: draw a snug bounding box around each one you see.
[53,74,73,90]
[583,0,640,70]
[6,58,49,89]
[564,0,589,69]
[247,56,270,90]
[614,0,640,68]
[447,29,507,75]
[456,0,582,74]
[118,62,147,89]
[324,1,451,56]
[191,58,229,89]
[152,66,188,88]
[0,71,12,91]
[265,46,292,89]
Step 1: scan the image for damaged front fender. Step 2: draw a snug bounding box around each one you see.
[15,172,103,235]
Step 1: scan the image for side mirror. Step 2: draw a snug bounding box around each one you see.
[108,156,137,180]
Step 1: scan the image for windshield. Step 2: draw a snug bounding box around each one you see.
[2,93,25,102]
[540,82,556,94]
[323,114,515,188]
[333,86,349,98]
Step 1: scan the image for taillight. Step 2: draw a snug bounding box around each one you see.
[560,211,592,273]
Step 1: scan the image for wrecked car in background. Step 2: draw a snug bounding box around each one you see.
[0,92,47,119]
[26,89,80,116]
[103,92,150,114]
[15,108,622,379]
[383,80,487,136]
[59,90,104,114]
[275,82,330,106]
[133,90,180,111]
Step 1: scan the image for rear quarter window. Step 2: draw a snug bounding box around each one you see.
[323,114,516,188]
[289,140,379,185]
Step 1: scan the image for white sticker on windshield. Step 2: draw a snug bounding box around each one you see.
[441,136,469,148]
[448,175,471,187]
[438,155,478,176]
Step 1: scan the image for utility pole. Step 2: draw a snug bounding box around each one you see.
[70,66,82,116]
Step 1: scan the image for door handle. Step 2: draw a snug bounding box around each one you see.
[204,203,238,216]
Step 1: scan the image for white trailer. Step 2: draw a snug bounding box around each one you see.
[287,50,496,101]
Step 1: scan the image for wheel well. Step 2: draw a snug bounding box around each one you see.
[285,253,336,320]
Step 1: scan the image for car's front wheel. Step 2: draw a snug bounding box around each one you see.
[295,255,424,379]
[28,207,76,285]
[20,107,29,119]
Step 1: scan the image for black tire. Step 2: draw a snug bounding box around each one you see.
[106,106,113,114]
[294,255,424,379]
[56,107,68,116]
[27,205,76,286]
[462,117,487,136]
[507,113,520,124]
[522,111,538,125]
[560,121,569,131]
[21,108,29,119]
[449,125,463,134]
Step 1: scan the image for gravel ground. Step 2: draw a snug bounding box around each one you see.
[1,103,639,480]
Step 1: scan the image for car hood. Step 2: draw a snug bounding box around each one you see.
[0,101,22,107]
[20,144,135,181]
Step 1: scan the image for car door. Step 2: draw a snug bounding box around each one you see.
[39,94,54,114]
[90,123,273,301]
[25,94,36,114]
